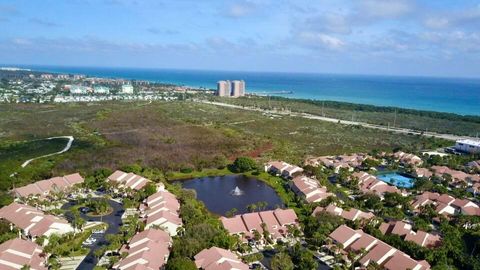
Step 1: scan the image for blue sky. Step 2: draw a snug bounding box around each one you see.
[0,0,479,77]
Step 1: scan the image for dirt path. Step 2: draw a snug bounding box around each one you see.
[20,136,74,168]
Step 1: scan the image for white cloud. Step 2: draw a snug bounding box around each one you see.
[297,31,345,50]
[357,0,413,20]
[226,1,256,18]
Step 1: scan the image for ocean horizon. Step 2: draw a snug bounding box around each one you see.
[16,65,480,116]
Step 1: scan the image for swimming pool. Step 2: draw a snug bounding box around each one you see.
[377,173,415,188]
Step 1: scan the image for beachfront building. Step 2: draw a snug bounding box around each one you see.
[352,172,402,199]
[113,229,172,270]
[194,247,249,270]
[220,209,299,243]
[290,175,333,203]
[217,80,231,97]
[216,80,245,97]
[140,188,182,236]
[265,161,303,179]
[313,203,374,222]
[0,238,47,270]
[0,203,74,238]
[107,170,149,191]
[13,173,84,198]
[93,85,110,94]
[455,139,480,154]
[328,225,430,270]
[379,220,441,248]
[411,191,480,216]
[121,84,134,94]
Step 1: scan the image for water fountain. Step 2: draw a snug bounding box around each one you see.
[230,186,244,196]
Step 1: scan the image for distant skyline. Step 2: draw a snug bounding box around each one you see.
[1,0,479,78]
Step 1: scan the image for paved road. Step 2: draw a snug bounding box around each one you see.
[62,199,124,270]
[198,100,475,142]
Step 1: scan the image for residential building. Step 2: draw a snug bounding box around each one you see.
[69,85,90,95]
[0,203,74,238]
[121,84,134,94]
[328,225,430,270]
[113,229,172,270]
[56,74,70,80]
[231,80,245,97]
[194,247,249,270]
[305,154,369,173]
[379,221,441,247]
[141,188,182,236]
[13,173,84,198]
[216,80,231,97]
[414,168,433,178]
[393,152,423,166]
[290,175,333,203]
[216,80,245,97]
[93,85,110,94]
[0,238,47,270]
[455,139,480,154]
[107,170,149,191]
[411,191,480,216]
[352,172,402,198]
[265,161,303,179]
[313,203,374,222]
[220,209,299,243]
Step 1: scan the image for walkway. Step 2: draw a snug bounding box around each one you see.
[21,136,74,167]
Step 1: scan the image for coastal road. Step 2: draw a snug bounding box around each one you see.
[197,100,474,142]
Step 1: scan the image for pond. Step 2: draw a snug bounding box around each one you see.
[176,174,284,215]
[377,172,415,188]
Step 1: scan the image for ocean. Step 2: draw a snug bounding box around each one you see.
[21,65,480,116]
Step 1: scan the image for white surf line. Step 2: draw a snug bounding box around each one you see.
[20,136,74,168]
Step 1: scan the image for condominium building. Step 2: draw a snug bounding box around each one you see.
[216,80,245,97]
[0,238,47,270]
[216,80,231,97]
[121,84,134,94]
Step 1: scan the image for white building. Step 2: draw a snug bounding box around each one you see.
[455,139,480,154]
[216,80,245,97]
[121,84,134,94]
[94,86,110,95]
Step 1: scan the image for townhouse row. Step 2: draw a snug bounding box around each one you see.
[329,225,430,270]
[220,209,299,243]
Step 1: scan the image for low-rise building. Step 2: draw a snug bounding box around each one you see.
[220,209,299,243]
[194,247,249,270]
[107,170,149,191]
[14,173,84,198]
[141,188,182,236]
[121,84,134,94]
[0,238,47,270]
[0,203,74,238]
[265,161,303,179]
[313,203,374,222]
[379,221,441,248]
[113,229,172,270]
[305,154,369,173]
[329,225,430,270]
[352,172,402,198]
[411,191,480,216]
[393,152,423,166]
[455,139,480,154]
[291,175,333,203]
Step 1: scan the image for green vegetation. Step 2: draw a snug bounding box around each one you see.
[210,95,480,136]
[231,156,258,172]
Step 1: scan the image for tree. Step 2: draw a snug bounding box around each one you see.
[166,257,197,270]
[143,182,157,197]
[271,252,294,270]
[231,157,257,172]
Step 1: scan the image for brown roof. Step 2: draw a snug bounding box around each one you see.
[0,238,47,270]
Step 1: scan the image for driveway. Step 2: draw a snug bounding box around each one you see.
[62,198,124,270]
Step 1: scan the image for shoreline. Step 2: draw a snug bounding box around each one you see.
[10,66,479,116]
